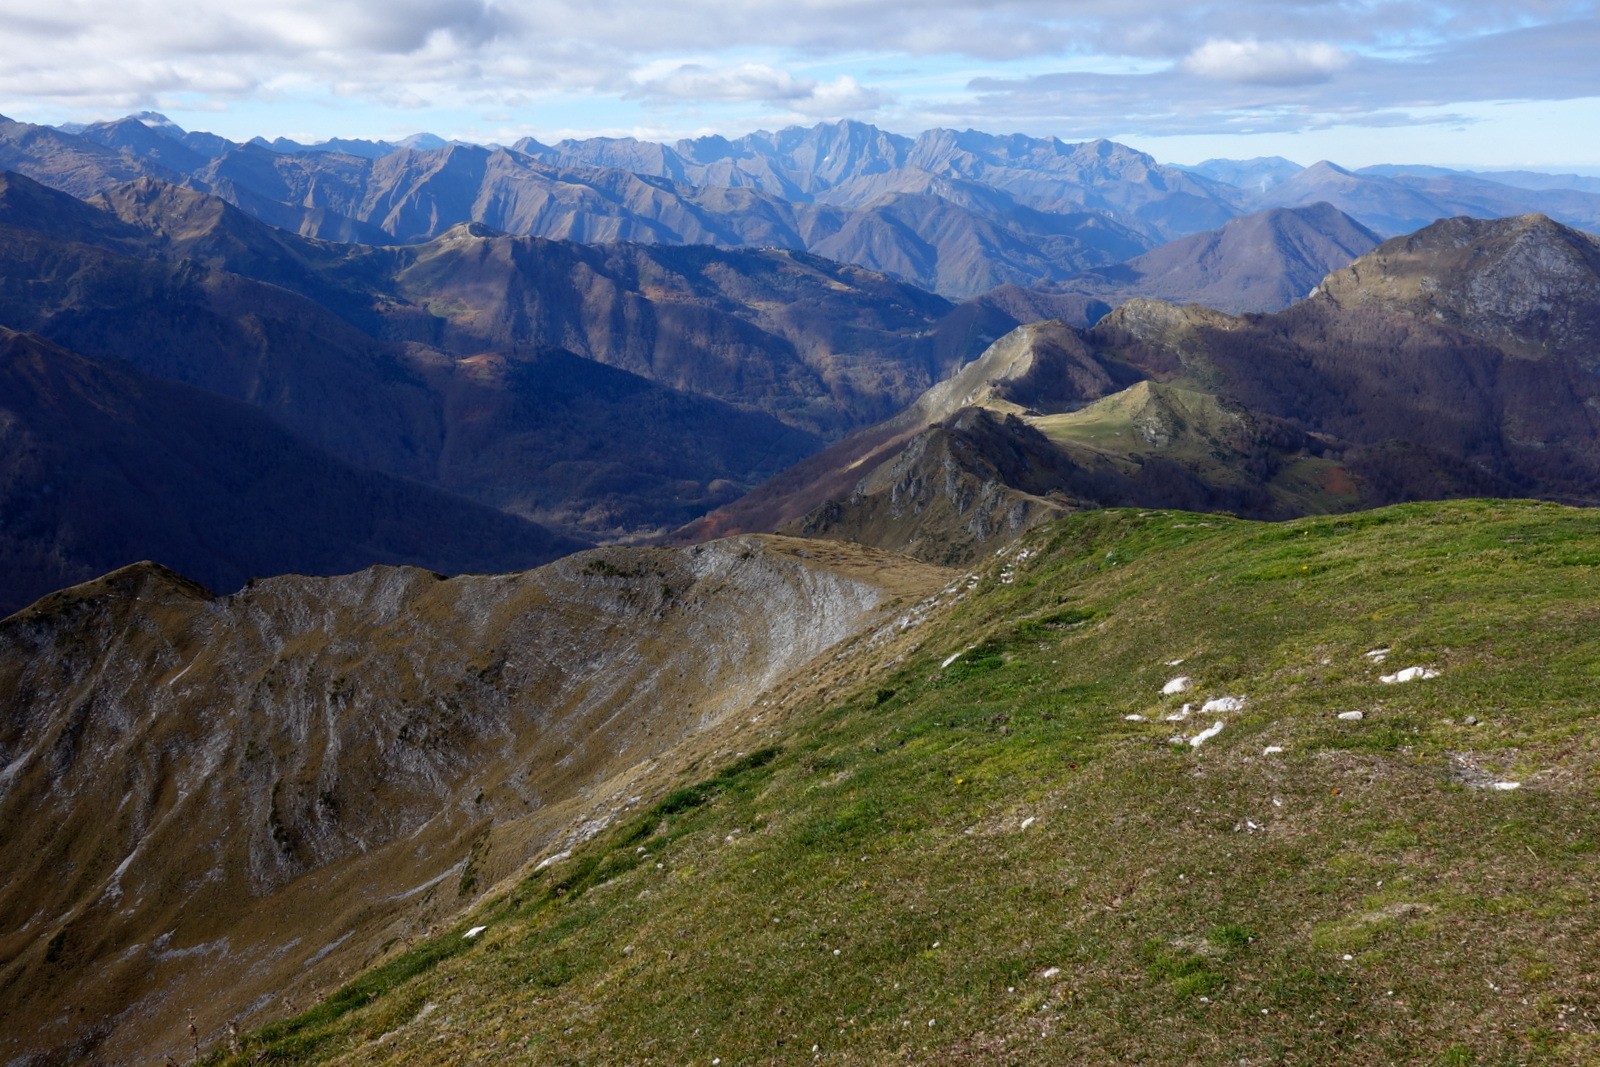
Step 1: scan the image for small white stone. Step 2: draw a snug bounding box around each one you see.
[1338,710,1364,721]
[1041,966,1062,978]
[463,926,487,939]
[1263,746,1284,755]
[1491,781,1522,791]
[1200,696,1245,714]
[1380,666,1439,684]
[1162,675,1193,695]
[1020,816,1036,830]
[1190,721,1225,747]
[1342,954,1353,961]
[1124,714,1147,722]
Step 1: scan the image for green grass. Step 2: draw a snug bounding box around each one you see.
[211,500,1600,1066]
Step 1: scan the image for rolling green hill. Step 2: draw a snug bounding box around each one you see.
[201,499,1600,1065]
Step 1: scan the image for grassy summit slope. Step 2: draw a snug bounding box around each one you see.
[219,500,1600,1066]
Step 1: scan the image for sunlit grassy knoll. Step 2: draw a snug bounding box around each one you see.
[215,499,1600,1066]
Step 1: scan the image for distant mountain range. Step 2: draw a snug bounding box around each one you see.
[1185,156,1600,235]
[7,113,1600,298]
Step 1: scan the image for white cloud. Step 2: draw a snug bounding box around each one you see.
[1180,39,1351,86]
[791,76,892,117]
[633,63,817,104]
[629,63,891,115]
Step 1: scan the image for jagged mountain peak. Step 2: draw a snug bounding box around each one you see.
[434,219,508,242]
[130,111,182,131]
[1316,212,1600,359]
[903,319,1123,428]
[1301,159,1357,178]
[6,560,214,624]
[1094,296,1242,347]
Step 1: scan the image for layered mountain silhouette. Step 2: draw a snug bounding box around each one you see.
[5,153,1593,601]
[0,171,1005,571]
[1041,202,1382,314]
[11,112,1600,302]
[684,214,1600,563]
[1188,157,1600,238]
[0,327,585,613]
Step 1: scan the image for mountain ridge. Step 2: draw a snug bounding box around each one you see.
[0,534,946,1065]
[684,212,1600,563]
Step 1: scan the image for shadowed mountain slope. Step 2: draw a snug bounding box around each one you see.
[0,114,181,199]
[0,218,823,541]
[4,174,1048,549]
[1046,203,1382,314]
[0,171,990,440]
[375,227,970,434]
[0,328,585,612]
[0,536,945,1066]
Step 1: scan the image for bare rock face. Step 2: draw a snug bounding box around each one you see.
[0,538,946,1066]
[1317,214,1600,362]
[791,409,1077,565]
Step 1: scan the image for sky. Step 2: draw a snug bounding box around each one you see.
[2,0,1599,170]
